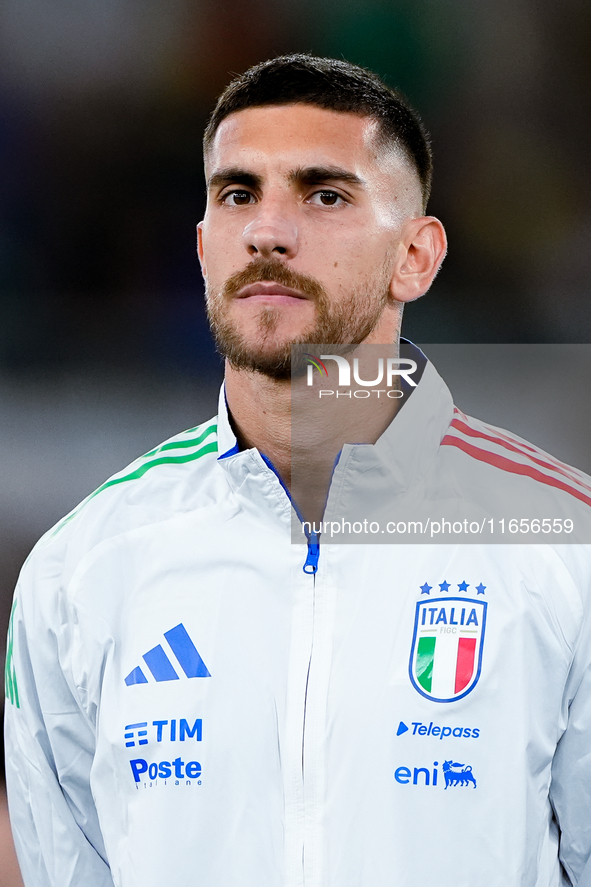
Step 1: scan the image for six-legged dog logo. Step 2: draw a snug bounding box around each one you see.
[442,760,477,788]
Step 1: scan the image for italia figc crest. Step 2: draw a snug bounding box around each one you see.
[409,598,487,703]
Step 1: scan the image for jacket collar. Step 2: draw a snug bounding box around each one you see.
[215,342,455,508]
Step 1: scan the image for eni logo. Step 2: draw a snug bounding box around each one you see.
[394,760,478,789]
[442,761,477,788]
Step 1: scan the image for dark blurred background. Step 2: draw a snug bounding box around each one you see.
[1,1,591,880]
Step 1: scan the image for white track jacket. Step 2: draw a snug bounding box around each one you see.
[6,344,591,887]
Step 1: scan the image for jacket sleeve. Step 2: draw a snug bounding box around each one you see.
[4,546,115,887]
[550,572,591,887]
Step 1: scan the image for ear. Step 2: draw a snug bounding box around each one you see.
[196,221,206,277]
[389,216,447,303]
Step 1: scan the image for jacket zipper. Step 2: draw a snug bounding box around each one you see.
[259,451,321,883]
[260,453,322,575]
[303,530,320,575]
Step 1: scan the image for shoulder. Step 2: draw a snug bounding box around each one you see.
[441,406,591,513]
[21,415,223,584]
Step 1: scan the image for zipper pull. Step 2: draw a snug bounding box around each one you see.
[303,530,320,574]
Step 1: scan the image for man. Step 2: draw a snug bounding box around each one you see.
[5,55,591,887]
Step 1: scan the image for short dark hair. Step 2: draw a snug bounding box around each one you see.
[203,54,433,209]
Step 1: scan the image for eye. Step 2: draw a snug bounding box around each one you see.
[308,190,346,207]
[221,190,256,206]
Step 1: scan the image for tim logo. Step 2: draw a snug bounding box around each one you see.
[409,598,487,703]
[443,760,477,789]
[125,723,148,747]
[124,718,202,747]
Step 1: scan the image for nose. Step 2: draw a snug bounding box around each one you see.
[242,205,298,259]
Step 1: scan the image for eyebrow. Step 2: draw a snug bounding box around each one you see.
[207,165,366,191]
[289,166,366,189]
[207,168,263,191]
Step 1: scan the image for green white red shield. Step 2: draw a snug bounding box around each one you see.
[409,598,487,703]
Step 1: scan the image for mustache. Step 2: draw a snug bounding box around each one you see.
[222,258,327,302]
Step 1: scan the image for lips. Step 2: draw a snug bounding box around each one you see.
[236,282,308,301]
[221,257,326,304]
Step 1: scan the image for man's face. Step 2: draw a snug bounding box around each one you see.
[198,103,422,378]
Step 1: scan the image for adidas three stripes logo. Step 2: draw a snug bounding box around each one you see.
[125,623,211,686]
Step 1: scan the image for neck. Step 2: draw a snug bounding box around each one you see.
[224,364,293,482]
[224,342,403,524]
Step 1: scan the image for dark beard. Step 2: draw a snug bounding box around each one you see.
[206,257,389,380]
